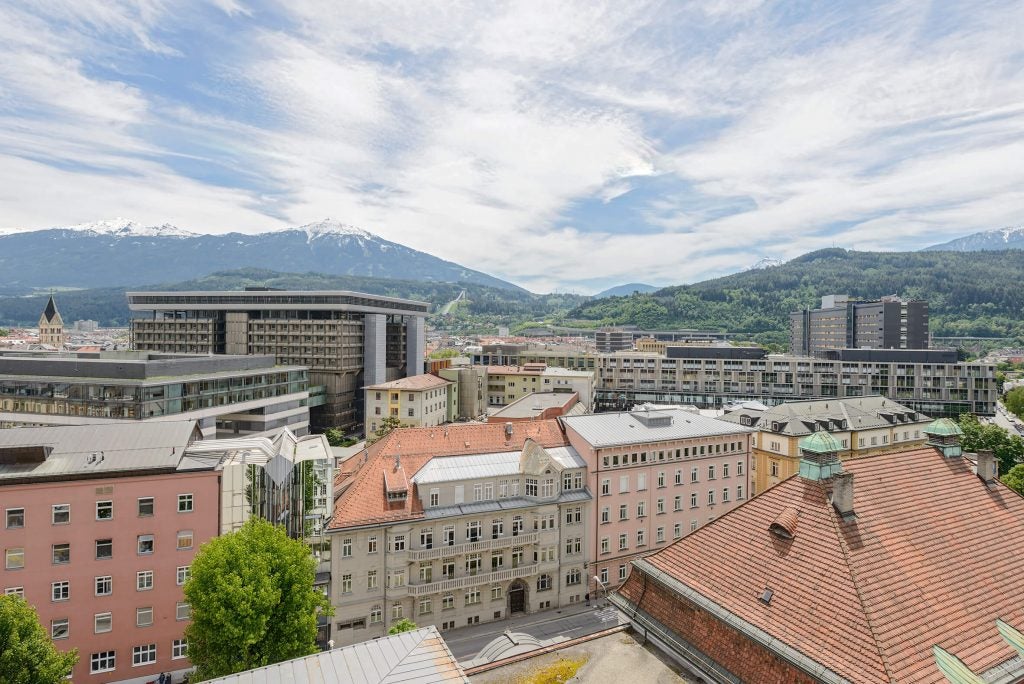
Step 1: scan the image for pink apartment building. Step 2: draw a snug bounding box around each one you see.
[561,408,752,592]
[0,421,219,684]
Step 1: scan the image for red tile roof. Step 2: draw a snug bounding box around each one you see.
[328,421,568,530]
[628,446,1024,683]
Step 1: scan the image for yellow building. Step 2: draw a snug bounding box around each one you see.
[486,363,594,409]
[718,396,933,496]
[364,374,453,437]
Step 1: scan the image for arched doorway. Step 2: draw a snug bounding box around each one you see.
[507,579,528,616]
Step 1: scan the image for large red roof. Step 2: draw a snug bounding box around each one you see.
[630,447,1024,683]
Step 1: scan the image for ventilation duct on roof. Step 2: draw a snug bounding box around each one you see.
[631,411,673,428]
[768,507,799,540]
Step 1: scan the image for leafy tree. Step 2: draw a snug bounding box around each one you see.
[388,618,418,635]
[367,416,404,445]
[1002,464,1024,497]
[323,427,346,447]
[1005,387,1024,420]
[958,414,1024,475]
[0,594,78,683]
[429,348,459,359]
[184,518,331,681]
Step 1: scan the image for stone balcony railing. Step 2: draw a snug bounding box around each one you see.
[409,563,539,596]
[406,531,539,561]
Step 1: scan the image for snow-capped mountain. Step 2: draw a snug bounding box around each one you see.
[0,218,520,291]
[745,256,785,270]
[923,226,1024,252]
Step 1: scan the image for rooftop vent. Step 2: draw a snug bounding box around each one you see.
[759,587,774,605]
[505,422,513,439]
[631,411,673,428]
[831,471,855,519]
[0,445,51,465]
[768,507,799,540]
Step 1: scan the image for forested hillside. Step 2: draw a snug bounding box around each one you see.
[569,249,1024,342]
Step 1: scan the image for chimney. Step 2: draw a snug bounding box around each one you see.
[505,422,513,439]
[977,449,997,484]
[831,471,855,519]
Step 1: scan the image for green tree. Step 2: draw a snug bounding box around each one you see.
[958,414,1024,475]
[1005,387,1024,420]
[1002,463,1024,496]
[0,594,78,683]
[323,427,346,447]
[388,618,418,635]
[366,416,403,445]
[184,518,331,681]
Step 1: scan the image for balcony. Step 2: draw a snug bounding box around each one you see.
[406,531,539,561]
[409,563,540,596]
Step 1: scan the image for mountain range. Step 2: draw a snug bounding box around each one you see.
[593,283,658,298]
[924,226,1024,251]
[0,218,521,293]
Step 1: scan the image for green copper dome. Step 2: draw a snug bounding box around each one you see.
[798,430,843,454]
[923,417,964,437]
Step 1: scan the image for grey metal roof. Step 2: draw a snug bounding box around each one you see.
[204,625,468,684]
[423,490,592,520]
[716,396,930,436]
[561,407,751,448]
[0,421,205,482]
[410,446,585,486]
[490,391,579,418]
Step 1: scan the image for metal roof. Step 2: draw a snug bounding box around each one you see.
[410,446,585,485]
[561,407,751,448]
[423,489,592,520]
[0,421,204,482]
[204,626,468,684]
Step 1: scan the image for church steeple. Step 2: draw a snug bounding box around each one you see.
[38,293,65,349]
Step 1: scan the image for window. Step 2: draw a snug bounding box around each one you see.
[600,507,609,524]
[637,501,646,518]
[656,526,665,542]
[5,548,24,569]
[341,574,352,594]
[566,568,582,585]
[172,639,188,659]
[601,537,610,553]
[770,461,779,477]
[525,478,538,496]
[600,568,609,584]
[407,407,415,417]
[723,488,730,503]
[137,607,154,627]
[619,504,628,521]
[637,473,647,491]
[491,519,503,539]
[176,602,191,620]
[367,536,378,554]
[465,589,480,605]
[675,469,683,485]
[96,500,113,520]
[367,570,378,590]
[391,602,403,619]
[619,564,628,581]
[619,475,629,493]
[565,537,581,555]
[723,463,730,478]
[132,644,157,666]
[390,570,406,587]
[138,497,154,517]
[95,576,112,596]
[177,566,190,586]
[91,651,116,674]
[466,521,481,542]
[52,543,70,565]
[673,523,682,539]
[600,479,610,496]
[392,535,406,552]
[419,597,432,614]
[465,553,482,575]
[52,504,70,525]
[94,612,112,633]
[737,485,744,499]
[674,495,683,511]
[637,529,646,546]
[444,525,456,545]
[52,581,70,601]
[421,561,435,581]
[442,594,454,610]
[491,585,503,600]
[137,570,154,591]
[618,533,628,551]
[690,492,698,508]
[708,465,716,480]
[708,490,716,506]
[178,494,193,512]
[541,478,555,497]
[422,528,435,548]
[537,574,552,591]
[5,508,24,529]
[137,535,154,555]
[341,538,352,557]
[737,461,744,476]
[177,530,194,550]
[657,471,666,488]
[369,605,382,623]
[691,519,699,532]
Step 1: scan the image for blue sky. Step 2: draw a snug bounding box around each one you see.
[1,1,1022,293]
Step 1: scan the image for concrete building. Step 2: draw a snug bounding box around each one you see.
[364,374,454,437]
[718,396,933,495]
[595,329,634,354]
[486,364,594,409]
[471,344,597,372]
[561,408,752,591]
[326,422,591,647]
[595,347,997,418]
[127,290,429,431]
[611,421,1024,684]
[38,295,66,349]
[437,364,488,421]
[0,422,218,683]
[790,294,929,356]
[0,351,310,439]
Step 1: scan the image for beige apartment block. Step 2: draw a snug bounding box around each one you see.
[364,375,453,436]
[486,364,594,409]
[327,422,590,647]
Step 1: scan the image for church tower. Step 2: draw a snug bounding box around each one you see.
[38,294,65,348]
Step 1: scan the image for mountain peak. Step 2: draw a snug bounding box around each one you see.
[288,218,376,242]
[62,218,196,238]
[745,256,785,271]
[923,225,1024,252]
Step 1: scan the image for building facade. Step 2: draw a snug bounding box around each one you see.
[486,364,594,409]
[0,422,218,683]
[327,422,590,647]
[127,290,429,431]
[790,294,929,356]
[38,295,66,349]
[364,375,453,437]
[437,365,488,421]
[717,396,932,495]
[0,351,310,438]
[561,409,752,590]
[595,347,996,418]
[471,344,597,372]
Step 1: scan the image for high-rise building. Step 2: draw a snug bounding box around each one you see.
[790,294,929,355]
[127,290,429,431]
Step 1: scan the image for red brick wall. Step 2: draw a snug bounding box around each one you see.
[620,572,820,684]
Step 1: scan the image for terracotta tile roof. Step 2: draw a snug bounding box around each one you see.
[365,374,451,391]
[328,421,568,530]
[628,446,1024,683]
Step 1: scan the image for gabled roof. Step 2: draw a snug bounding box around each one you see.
[562,407,750,448]
[41,295,60,323]
[366,374,451,391]
[204,625,468,683]
[617,446,1024,683]
[328,421,568,530]
[718,396,929,436]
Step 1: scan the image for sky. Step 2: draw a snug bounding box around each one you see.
[0,1,1022,294]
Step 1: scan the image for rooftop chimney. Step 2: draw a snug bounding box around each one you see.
[831,471,855,519]
[976,449,997,484]
[505,422,513,439]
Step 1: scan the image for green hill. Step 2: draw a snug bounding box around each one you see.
[568,248,1024,343]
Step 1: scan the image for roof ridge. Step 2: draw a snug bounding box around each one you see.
[825,484,896,684]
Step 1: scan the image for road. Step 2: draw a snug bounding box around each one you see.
[444,604,626,662]
[993,401,1024,436]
